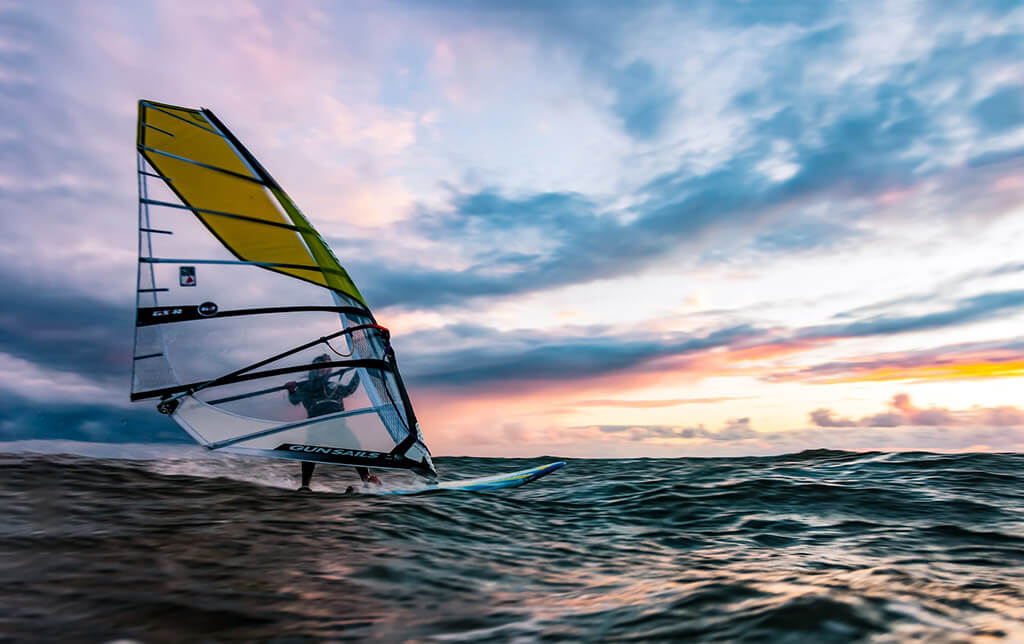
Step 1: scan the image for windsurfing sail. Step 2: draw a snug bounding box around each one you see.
[130,100,435,478]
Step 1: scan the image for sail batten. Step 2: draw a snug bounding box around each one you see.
[206,406,381,450]
[139,257,334,274]
[139,146,265,185]
[136,304,371,327]
[131,100,435,478]
[141,198,317,233]
[140,101,224,135]
[142,122,175,138]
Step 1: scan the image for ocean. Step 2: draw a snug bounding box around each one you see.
[1,446,1021,642]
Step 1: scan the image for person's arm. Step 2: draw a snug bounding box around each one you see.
[337,370,361,397]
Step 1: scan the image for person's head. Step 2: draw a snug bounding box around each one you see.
[312,353,331,379]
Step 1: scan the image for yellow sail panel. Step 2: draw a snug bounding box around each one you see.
[142,103,254,178]
[142,153,318,270]
[270,186,366,304]
[137,100,366,304]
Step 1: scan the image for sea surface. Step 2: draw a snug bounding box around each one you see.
[1,445,1022,643]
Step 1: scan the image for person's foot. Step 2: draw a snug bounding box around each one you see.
[344,485,355,494]
[297,485,312,492]
[363,474,382,486]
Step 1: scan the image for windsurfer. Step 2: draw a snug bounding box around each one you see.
[285,354,381,491]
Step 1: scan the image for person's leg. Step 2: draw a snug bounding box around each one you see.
[356,466,381,485]
[301,461,316,488]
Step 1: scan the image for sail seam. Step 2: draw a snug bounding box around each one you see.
[139,146,263,185]
[141,102,222,136]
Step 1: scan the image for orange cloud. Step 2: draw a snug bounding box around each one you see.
[821,360,1024,384]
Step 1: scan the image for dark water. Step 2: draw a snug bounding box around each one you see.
[1,447,1022,642]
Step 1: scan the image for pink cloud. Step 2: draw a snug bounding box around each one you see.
[572,396,749,408]
[810,393,1024,429]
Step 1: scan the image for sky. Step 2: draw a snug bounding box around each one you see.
[2,0,1024,457]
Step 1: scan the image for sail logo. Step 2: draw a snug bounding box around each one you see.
[198,301,218,317]
[288,445,380,458]
[276,443,401,462]
[180,266,196,287]
[150,308,183,318]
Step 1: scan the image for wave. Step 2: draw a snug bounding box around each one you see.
[1,447,1021,641]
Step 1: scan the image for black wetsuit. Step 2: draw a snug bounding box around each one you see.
[288,371,361,417]
[287,371,368,487]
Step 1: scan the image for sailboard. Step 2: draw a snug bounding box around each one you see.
[130,100,563,492]
[367,461,566,495]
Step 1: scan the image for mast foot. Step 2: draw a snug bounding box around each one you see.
[157,397,180,415]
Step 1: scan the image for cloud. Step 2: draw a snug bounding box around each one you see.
[569,405,1024,455]
[0,390,189,444]
[573,396,748,408]
[0,268,134,385]
[401,322,759,389]
[971,85,1024,133]
[752,425,1024,454]
[440,4,680,140]
[341,50,1024,313]
[419,283,1024,393]
[704,0,833,28]
[830,262,1024,321]
[810,393,1024,428]
[606,59,678,140]
[753,216,864,253]
[0,353,115,405]
[581,416,757,442]
[715,417,758,441]
[978,406,1024,426]
[800,290,1024,341]
[809,409,858,428]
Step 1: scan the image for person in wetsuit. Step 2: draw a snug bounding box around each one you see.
[285,353,381,491]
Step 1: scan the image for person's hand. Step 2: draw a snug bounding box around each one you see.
[285,381,297,393]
